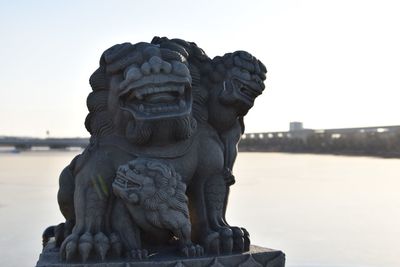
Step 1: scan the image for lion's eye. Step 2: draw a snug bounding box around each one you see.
[126,180,141,188]
[132,168,140,174]
[236,68,251,80]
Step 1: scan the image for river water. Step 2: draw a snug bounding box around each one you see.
[0,151,399,267]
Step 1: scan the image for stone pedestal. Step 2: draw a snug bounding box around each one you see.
[36,243,285,267]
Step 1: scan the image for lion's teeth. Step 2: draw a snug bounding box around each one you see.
[139,104,144,112]
[135,92,143,100]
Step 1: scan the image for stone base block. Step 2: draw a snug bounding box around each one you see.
[36,243,285,267]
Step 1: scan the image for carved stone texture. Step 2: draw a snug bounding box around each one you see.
[36,244,285,267]
[38,36,279,265]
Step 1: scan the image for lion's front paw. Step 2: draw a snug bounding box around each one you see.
[180,244,204,257]
[60,232,119,262]
[230,226,250,252]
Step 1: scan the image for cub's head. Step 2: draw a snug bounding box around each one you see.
[112,158,188,217]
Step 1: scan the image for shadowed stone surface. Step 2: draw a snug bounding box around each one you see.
[37,243,285,267]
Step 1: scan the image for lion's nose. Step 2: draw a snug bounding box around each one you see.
[141,56,172,75]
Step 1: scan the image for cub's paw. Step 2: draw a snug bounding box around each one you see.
[180,244,204,257]
[130,249,148,260]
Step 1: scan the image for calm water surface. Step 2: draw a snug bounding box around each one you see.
[0,151,399,267]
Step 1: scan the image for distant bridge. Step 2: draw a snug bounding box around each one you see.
[242,125,400,141]
[2,124,400,152]
[239,124,400,157]
[0,137,89,150]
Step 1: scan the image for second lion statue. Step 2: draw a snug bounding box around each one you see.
[49,37,267,262]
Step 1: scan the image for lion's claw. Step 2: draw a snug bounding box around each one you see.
[181,244,204,257]
[231,227,245,252]
[130,249,148,260]
[60,232,112,261]
[195,244,204,256]
[202,231,220,255]
[188,246,196,257]
[64,235,78,261]
[94,232,110,261]
[60,234,78,261]
[78,232,93,262]
[241,227,250,252]
[219,227,233,253]
[110,232,122,257]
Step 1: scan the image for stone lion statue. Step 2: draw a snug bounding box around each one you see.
[47,37,266,262]
[112,158,203,258]
[55,41,224,262]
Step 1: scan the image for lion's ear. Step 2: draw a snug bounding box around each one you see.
[128,193,139,204]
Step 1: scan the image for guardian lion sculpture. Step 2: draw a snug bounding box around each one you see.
[43,37,267,263]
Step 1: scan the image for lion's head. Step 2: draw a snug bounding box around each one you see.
[211,51,267,116]
[85,41,197,145]
[112,158,188,218]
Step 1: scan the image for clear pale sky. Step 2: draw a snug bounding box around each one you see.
[1,0,399,137]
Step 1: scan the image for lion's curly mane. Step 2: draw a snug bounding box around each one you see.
[84,41,198,144]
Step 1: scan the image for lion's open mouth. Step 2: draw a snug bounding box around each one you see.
[119,81,192,120]
[233,78,262,106]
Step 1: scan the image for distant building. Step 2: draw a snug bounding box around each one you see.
[289,122,303,132]
[289,122,313,140]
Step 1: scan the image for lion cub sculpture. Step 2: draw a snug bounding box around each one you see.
[112,158,204,258]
